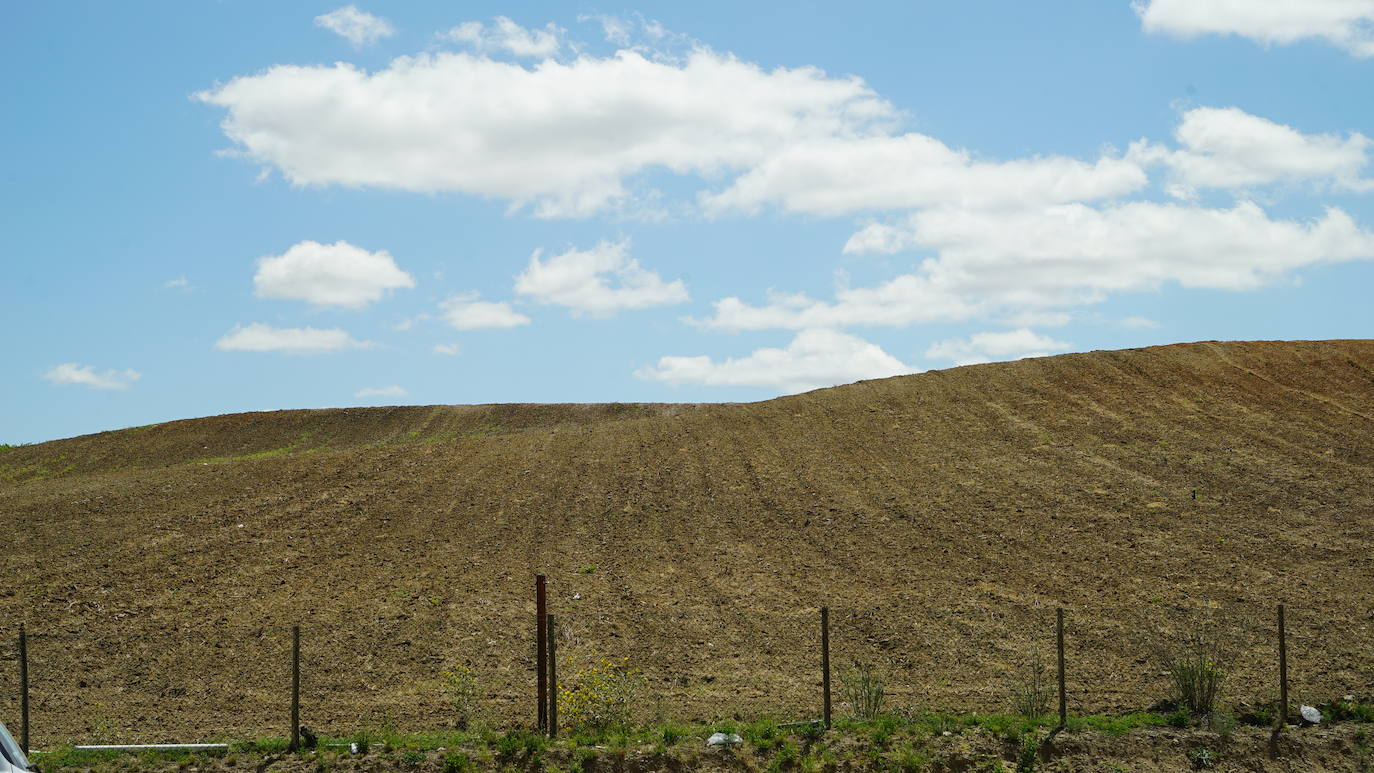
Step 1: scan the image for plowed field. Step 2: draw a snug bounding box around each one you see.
[2,340,1373,744]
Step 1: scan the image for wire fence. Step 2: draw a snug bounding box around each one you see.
[3,595,1372,747]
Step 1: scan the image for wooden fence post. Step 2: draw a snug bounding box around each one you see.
[1056,608,1067,730]
[1277,604,1288,727]
[536,574,547,733]
[547,614,558,738]
[290,625,300,752]
[821,607,832,730]
[18,623,29,755]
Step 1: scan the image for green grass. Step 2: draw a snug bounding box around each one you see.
[24,706,1372,771]
[193,434,329,465]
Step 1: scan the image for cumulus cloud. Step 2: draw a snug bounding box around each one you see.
[253,240,414,308]
[1135,0,1374,57]
[514,239,688,316]
[440,293,531,330]
[636,329,914,394]
[197,49,894,216]
[701,135,1146,216]
[355,385,406,398]
[925,329,1072,367]
[215,323,372,354]
[432,342,461,356]
[444,17,563,58]
[43,363,141,390]
[703,201,1374,331]
[1131,107,1373,196]
[164,276,190,289]
[314,5,395,47]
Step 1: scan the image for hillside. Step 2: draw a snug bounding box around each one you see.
[2,339,1373,744]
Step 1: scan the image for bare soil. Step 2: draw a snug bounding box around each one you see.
[2,340,1372,748]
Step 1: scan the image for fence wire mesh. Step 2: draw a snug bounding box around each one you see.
[2,597,1371,746]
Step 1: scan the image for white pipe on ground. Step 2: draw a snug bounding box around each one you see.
[72,744,229,751]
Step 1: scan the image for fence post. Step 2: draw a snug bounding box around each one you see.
[821,607,831,730]
[18,623,29,755]
[1277,604,1288,727]
[547,614,558,738]
[536,574,547,733]
[1056,608,1067,730]
[290,625,300,752]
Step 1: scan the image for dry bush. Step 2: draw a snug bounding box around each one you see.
[841,662,887,719]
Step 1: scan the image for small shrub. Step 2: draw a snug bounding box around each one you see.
[1166,631,1227,717]
[1010,653,1053,720]
[399,749,424,766]
[489,729,547,765]
[441,751,472,773]
[352,731,372,755]
[768,741,798,773]
[1167,709,1191,728]
[569,747,597,773]
[443,664,479,729]
[869,715,899,749]
[659,724,683,746]
[894,744,928,773]
[1016,733,1039,772]
[1186,746,1217,770]
[1206,710,1238,739]
[841,662,887,720]
[744,718,780,752]
[492,731,523,761]
[799,721,826,744]
[560,656,643,732]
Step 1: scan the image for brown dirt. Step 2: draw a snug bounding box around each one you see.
[2,339,1373,746]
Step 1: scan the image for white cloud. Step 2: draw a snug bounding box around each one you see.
[314,6,395,47]
[440,293,531,330]
[164,276,190,289]
[703,201,1374,330]
[444,17,563,58]
[1121,315,1162,329]
[1132,107,1373,195]
[702,135,1147,216]
[514,239,688,316]
[355,385,406,398]
[394,313,430,331]
[253,240,414,309]
[432,342,461,356]
[636,329,914,394]
[579,13,690,56]
[43,363,141,390]
[197,49,894,217]
[925,329,1072,367]
[1135,0,1374,58]
[215,323,372,354]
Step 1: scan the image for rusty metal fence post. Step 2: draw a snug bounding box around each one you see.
[821,607,832,730]
[536,574,547,733]
[1056,608,1067,729]
[547,613,558,738]
[1277,604,1288,728]
[18,623,29,754]
[290,625,301,752]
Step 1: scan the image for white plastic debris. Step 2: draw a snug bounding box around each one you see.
[706,732,742,747]
[1300,705,1322,724]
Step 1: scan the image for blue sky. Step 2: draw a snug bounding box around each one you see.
[4,1,1373,443]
